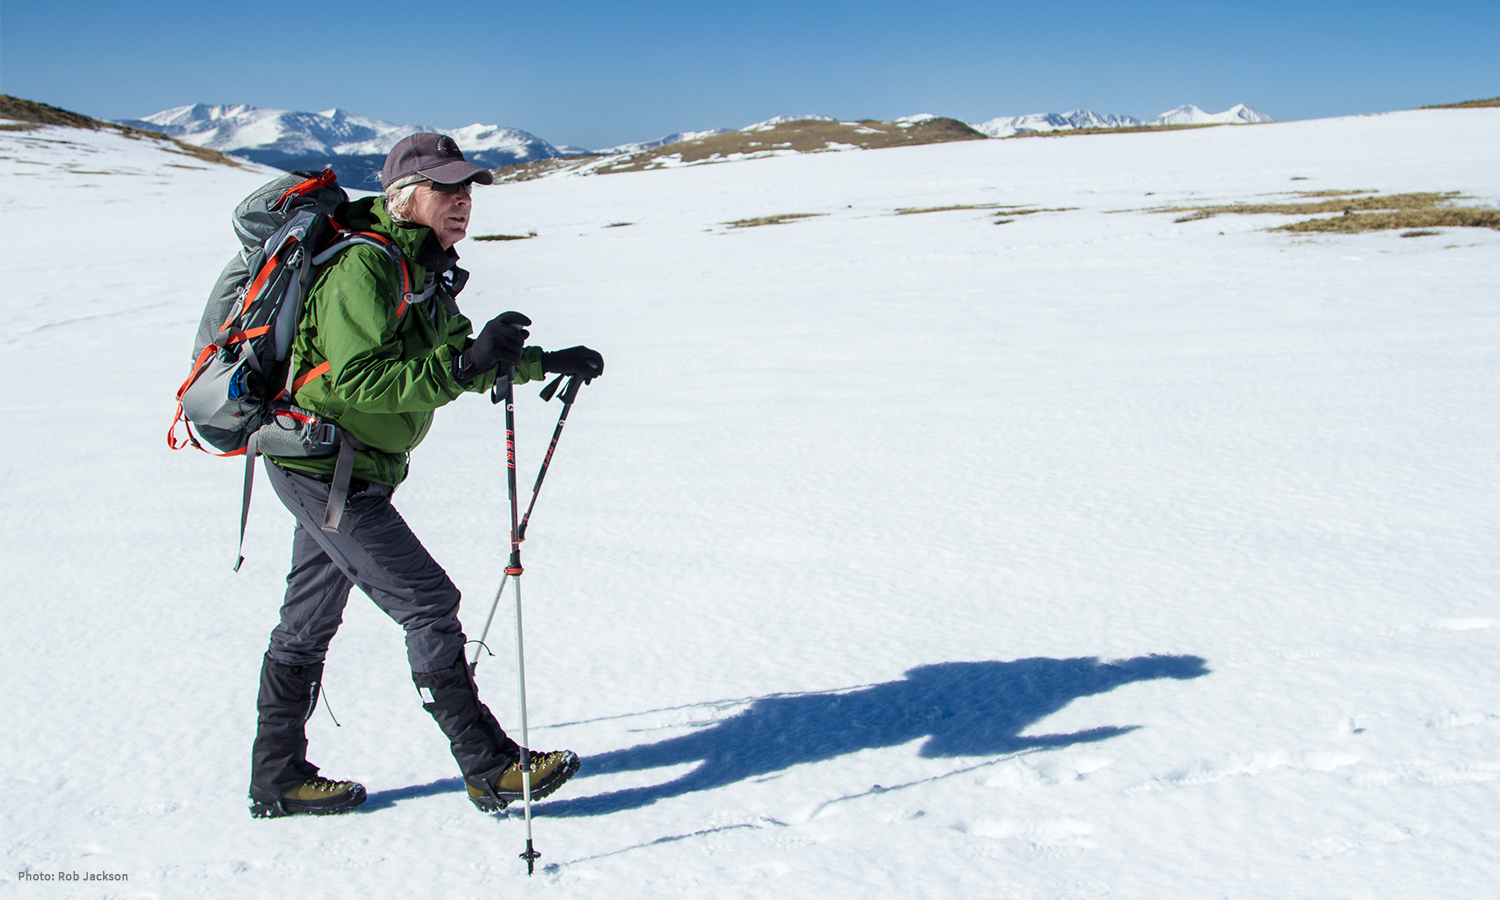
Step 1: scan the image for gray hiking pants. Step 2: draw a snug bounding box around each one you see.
[263,461,466,675]
[252,462,518,802]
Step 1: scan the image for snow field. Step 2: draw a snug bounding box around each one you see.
[2,108,1498,898]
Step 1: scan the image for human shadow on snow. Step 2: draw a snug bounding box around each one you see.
[541,654,1208,818]
[362,776,465,812]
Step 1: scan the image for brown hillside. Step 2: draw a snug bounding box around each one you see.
[496,117,986,182]
[1419,98,1500,109]
[1,94,244,167]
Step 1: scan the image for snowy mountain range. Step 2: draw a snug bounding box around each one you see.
[115,104,574,188]
[971,104,1271,137]
[598,127,736,155]
[116,103,1271,182]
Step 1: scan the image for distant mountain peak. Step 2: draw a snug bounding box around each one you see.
[742,114,837,131]
[971,104,1272,137]
[114,103,565,189]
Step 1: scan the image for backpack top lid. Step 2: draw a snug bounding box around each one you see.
[232,169,348,251]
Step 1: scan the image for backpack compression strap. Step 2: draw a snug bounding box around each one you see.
[321,430,372,533]
[232,418,371,570]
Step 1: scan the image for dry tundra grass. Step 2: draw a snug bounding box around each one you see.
[1277,206,1500,234]
[472,232,536,242]
[896,203,1011,215]
[895,204,1079,219]
[1153,190,1500,234]
[724,213,826,229]
[1420,98,1500,109]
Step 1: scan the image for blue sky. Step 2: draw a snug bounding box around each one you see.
[2,0,1495,149]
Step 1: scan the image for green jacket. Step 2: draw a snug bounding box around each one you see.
[269,197,543,485]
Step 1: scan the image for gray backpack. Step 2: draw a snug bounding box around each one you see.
[170,168,430,568]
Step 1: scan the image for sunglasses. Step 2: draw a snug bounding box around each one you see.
[426,179,474,194]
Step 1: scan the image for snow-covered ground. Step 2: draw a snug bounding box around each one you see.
[2,107,1498,898]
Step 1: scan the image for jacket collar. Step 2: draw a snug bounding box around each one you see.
[348,197,462,275]
[411,231,459,274]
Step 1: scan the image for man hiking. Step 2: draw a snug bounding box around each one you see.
[248,133,603,819]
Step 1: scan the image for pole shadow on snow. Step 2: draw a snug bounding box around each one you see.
[541,654,1208,818]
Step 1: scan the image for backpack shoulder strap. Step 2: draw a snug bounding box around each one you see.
[284,226,422,399]
[311,226,421,320]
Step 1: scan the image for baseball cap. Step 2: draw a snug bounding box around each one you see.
[380,133,495,189]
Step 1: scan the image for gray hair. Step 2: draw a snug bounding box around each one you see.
[382,174,425,224]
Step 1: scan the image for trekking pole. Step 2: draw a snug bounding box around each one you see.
[519,374,583,541]
[501,372,541,875]
[468,374,586,677]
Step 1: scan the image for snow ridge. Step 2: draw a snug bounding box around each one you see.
[599,128,735,156]
[972,104,1271,137]
[1151,103,1272,126]
[741,114,839,131]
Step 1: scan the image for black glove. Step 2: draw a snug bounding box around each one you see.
[453,311,531,385]
[541,346,605,380]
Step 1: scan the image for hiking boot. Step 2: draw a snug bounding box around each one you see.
[467,750,580,812]
[250,776,367,819]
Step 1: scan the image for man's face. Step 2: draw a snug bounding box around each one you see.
[405,181,472,249]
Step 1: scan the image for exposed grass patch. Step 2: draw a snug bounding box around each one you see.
[895,204,1080,222]
[1420,98,1500,109]
[1401,230,1442,238]
[996,206,1079,216]
[1287,189,1379,198]
[894,202,1002,216]
[896,203,1011,215]
[724,213,825,229]
[1160,189,1416,219]
[493,155,606,183]
[1152,190,1500,234]
[1277,207,1500,234]
[472,231,537,241]
[159,141,242,166]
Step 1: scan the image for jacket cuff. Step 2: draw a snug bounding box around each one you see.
[512,346,546,385]
[450,345,479,387]
[447,345,496,393]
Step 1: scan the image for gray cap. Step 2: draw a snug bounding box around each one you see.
[380,133,495,189]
